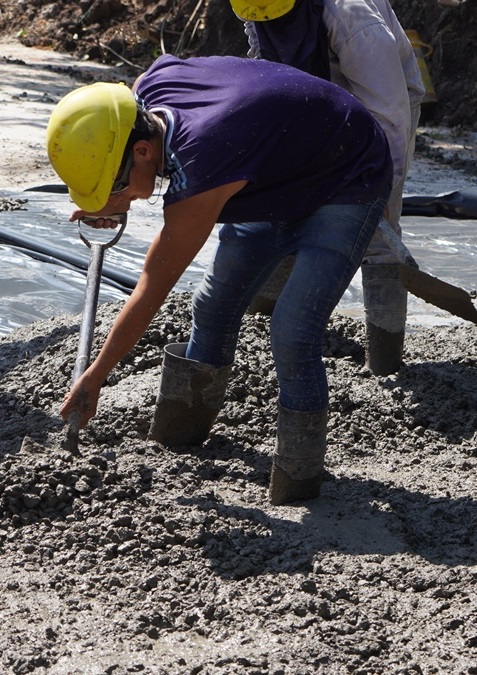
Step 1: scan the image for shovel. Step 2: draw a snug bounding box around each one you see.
[378,220,477,324]
[20,214,128,457]
[61,213,128,454]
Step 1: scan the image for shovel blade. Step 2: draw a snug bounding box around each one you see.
[399,263,477,324]
[61,410,82,455]
[20,436,48,454]
[19,435,76,461]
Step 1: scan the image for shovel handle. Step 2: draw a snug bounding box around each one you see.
[70,212,128,384]
[63,214,128,454]
[78,213,128,250]
[378,219,419,269]
[70,242,105,384]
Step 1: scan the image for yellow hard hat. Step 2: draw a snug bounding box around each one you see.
[46,82,137,213]
[230,0,296,21]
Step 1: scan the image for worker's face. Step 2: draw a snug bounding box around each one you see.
[107,140,158,210]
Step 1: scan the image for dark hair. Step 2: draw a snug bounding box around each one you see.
[120,105,159,167]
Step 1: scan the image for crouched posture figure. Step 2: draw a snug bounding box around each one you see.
[49,54,392,505]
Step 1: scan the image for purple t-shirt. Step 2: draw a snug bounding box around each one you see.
[135,55,392,223]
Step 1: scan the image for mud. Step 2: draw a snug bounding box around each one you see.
[1,294,476,674]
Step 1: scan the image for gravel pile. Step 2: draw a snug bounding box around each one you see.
[0,292,476,674]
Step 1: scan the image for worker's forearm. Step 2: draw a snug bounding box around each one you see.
[86,285,168,385]
[79,184,243,388]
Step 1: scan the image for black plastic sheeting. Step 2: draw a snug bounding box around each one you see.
[401,190,477,219]
[0,227,137,295]
[25,184,477,219]
[2,186,476,297]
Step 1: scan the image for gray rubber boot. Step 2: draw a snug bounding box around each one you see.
[269,404,328,506]
[248,256,295,316]
[361,263,407,376]
[148,343,232,446]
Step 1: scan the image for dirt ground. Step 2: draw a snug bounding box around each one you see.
[0,0,476,129]
[1,3,477,674]
[1,295,477,674]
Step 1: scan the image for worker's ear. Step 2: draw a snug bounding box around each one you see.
[133,139,154,161]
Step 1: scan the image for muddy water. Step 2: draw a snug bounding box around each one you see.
[1,187,476,336]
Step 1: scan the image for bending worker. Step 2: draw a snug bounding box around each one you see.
[231,0,425,375]
[48,54,392,505]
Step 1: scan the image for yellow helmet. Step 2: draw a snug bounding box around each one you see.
[46,82,137,212]
[230,0,296,21]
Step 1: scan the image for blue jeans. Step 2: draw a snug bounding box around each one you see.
[186,196,388,412]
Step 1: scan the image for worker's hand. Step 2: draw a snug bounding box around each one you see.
[81,215,122,229]
[70,209,122,229]
[70,189,133,227]
[60,372,102,428]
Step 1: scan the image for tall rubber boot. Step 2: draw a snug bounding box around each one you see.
[269,404,328,506]
[148,343,232,446]
[248,256,295,316]
[361,263,407,376]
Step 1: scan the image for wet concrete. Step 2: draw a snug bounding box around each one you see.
[1,295,476,673]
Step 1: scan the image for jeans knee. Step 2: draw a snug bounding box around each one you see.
[191,284,207,322]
